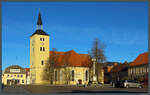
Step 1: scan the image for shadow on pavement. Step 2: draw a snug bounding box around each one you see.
[59,90,148,93]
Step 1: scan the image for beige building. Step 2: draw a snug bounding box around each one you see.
[29,11,104,85]
[30,11,50,85]
[54,67,89,85]
[128,52,148,81]
[2,65,26,85]
[25,68,30,84]
[50,50,91,85]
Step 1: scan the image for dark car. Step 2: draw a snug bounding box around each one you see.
[87,81,92,86]
[113,80,124,88]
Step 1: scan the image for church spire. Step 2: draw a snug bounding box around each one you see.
[37,8,42,25]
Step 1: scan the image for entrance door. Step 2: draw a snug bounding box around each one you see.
[15,80,20,85]
[78,80,82,84]
[7,80,12,85]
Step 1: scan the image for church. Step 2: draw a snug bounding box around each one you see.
[30,10,104,85]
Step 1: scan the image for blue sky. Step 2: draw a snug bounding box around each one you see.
[2,2,148,71]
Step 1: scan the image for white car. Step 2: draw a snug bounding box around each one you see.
[123,80,142,88]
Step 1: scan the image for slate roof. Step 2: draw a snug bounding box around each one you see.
[30,29,49,37]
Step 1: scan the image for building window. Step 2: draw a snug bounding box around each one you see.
[17,75,19,77]
[22,80,24,83]
[85,70,88,81]
[55,71,57,81]
[11,75,13,77]
[21,75,23,77]
[41,60,44,65]
[14,75,16,77]
[43,47,45,51]
[60,70,62,81]
[33,48,34,52]
[40,47,42,51]
[43,38,44,41]
[72,70,74,81]
[40,38,42,41]
[146,67,149,72]
[7,75,9,77]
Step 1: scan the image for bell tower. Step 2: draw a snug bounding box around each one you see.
[30,9,50,84]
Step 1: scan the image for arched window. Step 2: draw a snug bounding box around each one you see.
[41,60,44,65]
[85,70,88,81]
[40,47,42,51]
[55,71,57,81]
[43,47,45,51]
[72,70,74,81]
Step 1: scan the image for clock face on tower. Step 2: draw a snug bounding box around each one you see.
[41,42,44,45]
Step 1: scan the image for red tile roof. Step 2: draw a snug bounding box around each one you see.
[129,52,148,67]
[25,68,30,72]
[49,50,92,67]
[110,63,128,73]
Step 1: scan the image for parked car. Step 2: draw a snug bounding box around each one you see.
[123,80,143,88]
[113,80,124,88]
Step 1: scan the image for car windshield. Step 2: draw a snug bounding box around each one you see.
[128,80,137,83]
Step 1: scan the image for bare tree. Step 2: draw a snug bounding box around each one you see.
[89,38,106,82]
[42,48,59,84]
[62,55,72,85]
[90,38,106,63]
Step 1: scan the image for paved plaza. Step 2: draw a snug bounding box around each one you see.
[2,84,148,94]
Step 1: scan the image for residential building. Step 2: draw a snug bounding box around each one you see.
[103,62,119,83]
[110,62,128,82]
[2,65,26,85]
[128,52,148,81]
[25,68,30,84]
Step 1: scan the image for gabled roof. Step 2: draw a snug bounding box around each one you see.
[110,63,128,73]
[4,65,26,74]
[30,29,49,37]
[49,50,92,67]
[129,52,148,67]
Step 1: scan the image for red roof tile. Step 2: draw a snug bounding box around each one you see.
[130,52,148,67]
[25,68,30,72]
[49,50,92,67]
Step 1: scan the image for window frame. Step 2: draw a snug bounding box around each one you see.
[41,60,44,65]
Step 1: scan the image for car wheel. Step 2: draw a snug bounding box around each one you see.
[126,85,129,88]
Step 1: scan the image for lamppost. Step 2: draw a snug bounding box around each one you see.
[92,58,98,84]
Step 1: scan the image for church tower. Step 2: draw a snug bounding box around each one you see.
[30,9,50,84]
